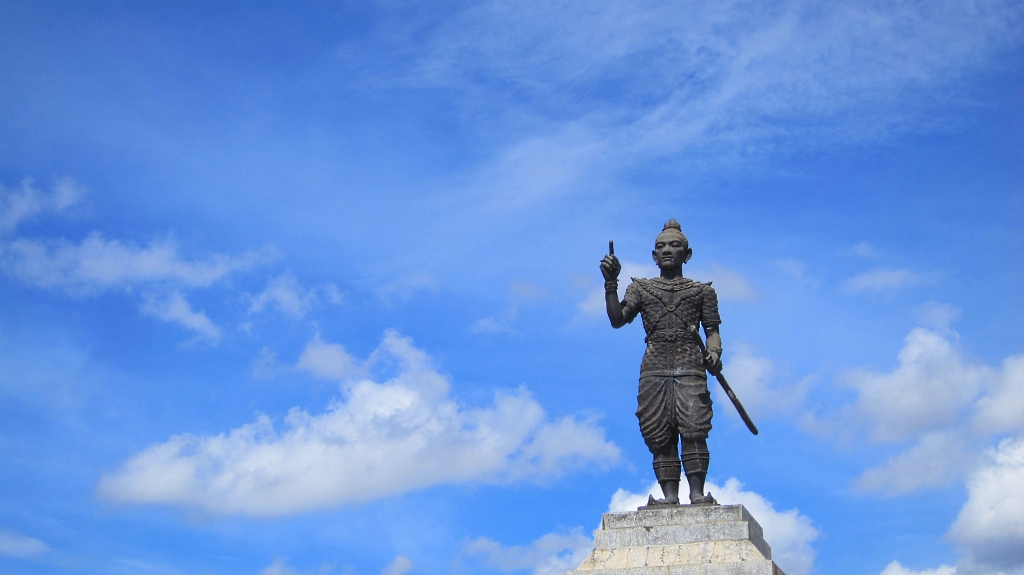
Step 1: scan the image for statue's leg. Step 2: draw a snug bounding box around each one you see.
[652,433,681,504]
[681,438,711,504]
[637,376,681,504]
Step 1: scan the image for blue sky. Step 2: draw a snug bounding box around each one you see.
[1,2,1022,574]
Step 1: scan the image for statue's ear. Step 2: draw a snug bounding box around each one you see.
[652,250,659,264]
[683,247,693,264]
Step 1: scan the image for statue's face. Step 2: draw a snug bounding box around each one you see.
[652,232,692,270]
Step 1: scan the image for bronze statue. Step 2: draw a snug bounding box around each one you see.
[600,219,725,506]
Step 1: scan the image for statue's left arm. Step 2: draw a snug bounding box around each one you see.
[702,285,723,373]
[703,325,722,373]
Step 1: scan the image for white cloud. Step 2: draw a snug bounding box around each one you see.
[972,355,1024,436]
[141,292,221,343]
[948,436,1024,572]
[878,560,956,575]
[261,559,298,575]
[918,302,963,330]
[465,530,592,575]
[0,530,48,558]
[709,478,818,575]
[0,177,83,234]
[295,334,362,380]
[98,331,620,516]
[854,431,973,496]
[847,328,988,442]
[608,481,660,513]
[607,478,818,575]
[248,273,342,318]
[688,264,758,302]
[843,268,927,293]
[714,344,812,424]
[2,233,266,294]
[381,555,413,575]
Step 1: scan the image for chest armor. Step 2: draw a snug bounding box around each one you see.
[631,278,709,377]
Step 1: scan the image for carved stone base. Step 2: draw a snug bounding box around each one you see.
[568,505,786,575]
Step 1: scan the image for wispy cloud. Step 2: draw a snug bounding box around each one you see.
[0,177,84,235]
[362,0,1024,207]
[842,268,928,294]
[141,292,221,344]
[98,331,620,516]
[0,530,48,558]
[249,272,342,319]
[2,233,268,294]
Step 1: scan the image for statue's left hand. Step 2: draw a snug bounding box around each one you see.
[704,351,722,373]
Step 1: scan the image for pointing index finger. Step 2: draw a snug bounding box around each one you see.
[609,240,614,256]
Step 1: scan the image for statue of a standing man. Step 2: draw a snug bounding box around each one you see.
[601,219,722,506]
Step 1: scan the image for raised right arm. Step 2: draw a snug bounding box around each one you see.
[601,254,638,328]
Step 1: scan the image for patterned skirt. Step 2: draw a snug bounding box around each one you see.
[636,375,713,451]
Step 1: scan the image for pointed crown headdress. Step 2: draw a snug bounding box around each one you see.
[659,218,688,244]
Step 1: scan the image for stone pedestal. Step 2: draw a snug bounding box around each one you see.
[568,505,786,575]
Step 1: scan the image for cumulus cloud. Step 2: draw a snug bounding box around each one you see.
[843,268,928,294]
[0,530,49,558]
[0,177,83,234]
[249,273,341,318]
[141,292,221,343]
[878,561,957,575]
[714,344,812,424]
[295,334,363,380]
[381,555,413,575]
[464,530,592,575]
[98,331,620,516]
[847,328,988,442]
[2,233,267,294]
[972,355,1024,436]
[607,478,818,575]
[948,436,1024,572]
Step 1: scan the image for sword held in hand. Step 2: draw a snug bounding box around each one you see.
[688,325,759,436]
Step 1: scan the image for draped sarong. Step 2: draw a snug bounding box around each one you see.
[636,374,713,452]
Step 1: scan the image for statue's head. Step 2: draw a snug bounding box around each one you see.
[652,218,692,271]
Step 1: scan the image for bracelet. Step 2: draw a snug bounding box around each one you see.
[604,280,618,293]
